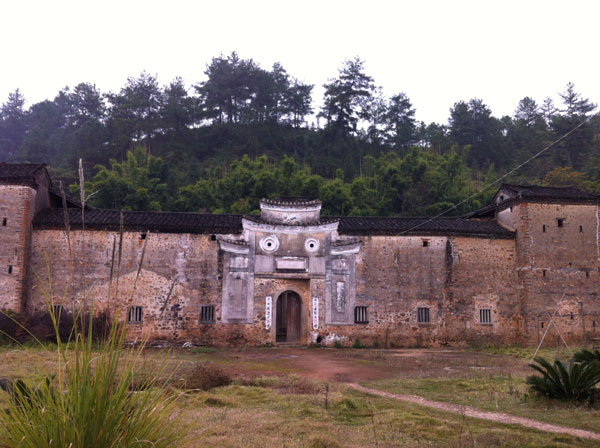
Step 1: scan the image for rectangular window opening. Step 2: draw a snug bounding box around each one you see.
[557,218,565,228]
[128,306,144,324]
[422,240,429,247]
[542,225,546,232]
[586,271,590,278]
[354,306,369,324]
[52,304,64,317]
[542,269,546,277]
[140,233,147,240]
[2,218,6,226]
[417,307,430,324]
[200,305,215,323]
[580,225,583,233]
[479,308,492,325]
[541,322,544,328]
[8,265,12,274]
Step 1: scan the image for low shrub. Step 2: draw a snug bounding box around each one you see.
[0,311,26,343]
[526,356,600,401]
[189,346,218,354]
[0,309,111,344]
[308,436,342,448]
[185,362,232,391]
[353,338,367,348]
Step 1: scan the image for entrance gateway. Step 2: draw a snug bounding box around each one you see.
[276,291,302,343]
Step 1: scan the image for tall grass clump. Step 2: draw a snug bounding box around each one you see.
[0,305,184,448]
[1,162,185,447]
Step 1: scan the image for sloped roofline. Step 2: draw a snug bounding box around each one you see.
[465,183,600,219]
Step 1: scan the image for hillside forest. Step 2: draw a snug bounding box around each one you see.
[1,53,599,216]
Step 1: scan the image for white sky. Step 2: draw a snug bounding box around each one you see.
[1,0,599,125]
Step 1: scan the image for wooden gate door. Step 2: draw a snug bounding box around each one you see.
[276,291,301,343]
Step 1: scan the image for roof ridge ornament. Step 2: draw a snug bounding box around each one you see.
[259,197,323,225]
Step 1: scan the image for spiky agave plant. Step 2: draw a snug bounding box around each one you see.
[526,357,600,401]
[573,349,600,364]
[0,304,184,447]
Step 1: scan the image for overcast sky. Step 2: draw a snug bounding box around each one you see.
[1,0,599,125]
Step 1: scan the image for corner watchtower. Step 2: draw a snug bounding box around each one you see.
[0,163,52,313]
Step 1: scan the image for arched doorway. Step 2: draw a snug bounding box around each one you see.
[276,291,302,343]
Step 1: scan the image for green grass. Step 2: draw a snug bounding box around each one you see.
[470,345,583,360]
[3,345,600,446]
[173,384,599,447]
[365,375,600,433]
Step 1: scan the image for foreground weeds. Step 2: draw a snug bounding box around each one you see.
[0,313,184,448]
[2,345,600,446]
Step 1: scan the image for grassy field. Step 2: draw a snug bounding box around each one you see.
[1,344,598,447]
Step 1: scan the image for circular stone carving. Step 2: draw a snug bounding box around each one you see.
[259,235,280,252]
[305,238,320,252]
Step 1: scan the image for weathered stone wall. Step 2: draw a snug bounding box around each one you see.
[317,235,519,347]
[509,202,600,345]
[22,202,598,348]
[26,228,520,347]
[0,185,37,313]
[444,236,520,345]
[28,229,226,343]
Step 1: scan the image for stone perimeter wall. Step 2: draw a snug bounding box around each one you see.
[27,228,521,347]
[315,235,520,347]
[18,201,600,347]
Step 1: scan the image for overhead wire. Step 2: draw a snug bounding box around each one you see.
[397,110,600,236]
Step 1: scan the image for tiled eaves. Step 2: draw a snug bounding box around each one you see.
[34,208,515,238]
[0,163,47,179]
[33,208,245,235]
[465,196,600,219]
[335,216,515,238]
[500,183,600,201]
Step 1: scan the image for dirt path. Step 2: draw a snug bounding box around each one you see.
[222,348,600,440]
[348,383,600,441]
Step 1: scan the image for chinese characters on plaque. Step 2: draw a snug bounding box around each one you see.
[265,296,272,330]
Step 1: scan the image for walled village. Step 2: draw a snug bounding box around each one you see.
[1,162,599,348]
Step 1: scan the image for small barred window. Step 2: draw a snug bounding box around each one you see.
[52,304,64,317]
[128,306,144,324]
[417,307,430,323]
[200,305,215,323]
[479,308,492,325]
[354,306,368,324]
